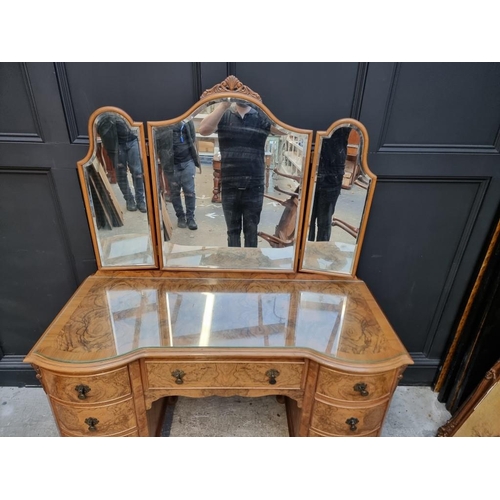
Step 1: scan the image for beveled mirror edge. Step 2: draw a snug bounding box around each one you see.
[147,79,314,273]
[298,118,377,279]
[77,106,159,271]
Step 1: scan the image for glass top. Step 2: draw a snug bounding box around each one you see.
[28,276,409,366]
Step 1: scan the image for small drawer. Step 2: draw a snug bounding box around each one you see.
[311,398,387,436]
[41,367,131,404]
[316,367,395,402]
[145,361,304,390]
[308,428,379,437]
[61,428,140,437]
[51,397,137,436]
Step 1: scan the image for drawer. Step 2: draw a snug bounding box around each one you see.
[51,397,137,436]
[61,428,139,437]
[316,367,395,402]
[310,398,387,436]
[41,367,131,404]
[308,428,379,437]
[145,361,304,390]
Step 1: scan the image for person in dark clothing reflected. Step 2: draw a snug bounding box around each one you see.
[97,113,147,213]
[155,121,201,230]
[199,100,271,247]
[308,127,350,242]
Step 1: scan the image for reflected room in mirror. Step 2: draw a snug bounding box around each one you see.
[148,78,312,272]
[77,108,157,268]
[301,119,376,277]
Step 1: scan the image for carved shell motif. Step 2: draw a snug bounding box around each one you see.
[200,75,262,102]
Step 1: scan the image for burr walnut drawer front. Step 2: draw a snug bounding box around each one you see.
[308,428,379,437]
[41,367,131,404]
[61,428,140,437]
[51,397,137,436]
[144,361,304,389]
[310,398,388,436]
[315,367,395,402]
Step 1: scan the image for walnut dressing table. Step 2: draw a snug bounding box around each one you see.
[25,275,411,437]
[24,77,413,436]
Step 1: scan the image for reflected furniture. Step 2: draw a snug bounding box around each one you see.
[24,76,413,436]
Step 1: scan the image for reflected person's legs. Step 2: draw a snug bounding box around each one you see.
[177,160,197,230]
[241,184,264,248]
[222,187,243,247]
[315,186,341,242]
[308,194,318,242]
[116,146,136,211]
[176,160,196,221]
[125,138,146,212]
[166,169,186,224]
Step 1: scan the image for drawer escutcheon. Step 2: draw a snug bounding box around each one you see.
[265,369,280,385]
[346,417,359,431]
[84,417,99,432]
[171,370,185,385]
[353,383,369,396]
[75,384,91,400]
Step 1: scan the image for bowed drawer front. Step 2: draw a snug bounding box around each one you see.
[310,397,389,437]
[41,367,132,404]
[51,397,138,437]
[315,367,396,403]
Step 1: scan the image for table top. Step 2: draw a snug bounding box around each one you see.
[25,275,413,372]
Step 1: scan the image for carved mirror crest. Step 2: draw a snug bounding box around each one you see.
[300,119,376,277]
[147,76,313,272]
[77,107,158,269]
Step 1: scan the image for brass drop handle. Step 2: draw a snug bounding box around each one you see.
[266,369,280,385]
[346,417,359,431]
[172,369,185,385]
[353,382,369,397]
[85,417,99,432]
[75,384,91,400]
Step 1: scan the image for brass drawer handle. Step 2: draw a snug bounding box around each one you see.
[85,417,99,432]
[75,384,91,400]
[346,417,359,431]
[172,370,185,385]
[266,369,280,385]
[353,383,369,396]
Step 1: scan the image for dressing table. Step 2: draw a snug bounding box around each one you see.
[25,76,412,437]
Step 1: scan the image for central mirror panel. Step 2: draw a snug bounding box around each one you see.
[148,81,312,271]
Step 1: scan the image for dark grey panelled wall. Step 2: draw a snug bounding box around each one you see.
[0,62,499,385]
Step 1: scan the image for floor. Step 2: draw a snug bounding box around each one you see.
[0,385,451,437]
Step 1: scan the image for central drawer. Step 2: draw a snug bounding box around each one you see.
[144,361,304,390]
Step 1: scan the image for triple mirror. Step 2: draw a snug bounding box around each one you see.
[77,77,376,277]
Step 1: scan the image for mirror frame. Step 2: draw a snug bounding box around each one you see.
[299,118,377,278]
[147,76,313,273]
[77,106,159,270]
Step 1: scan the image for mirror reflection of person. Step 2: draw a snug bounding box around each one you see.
[199,100,271,247]
[308,127,350,242]
[155,122,201,230]
[96,112,147,213]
